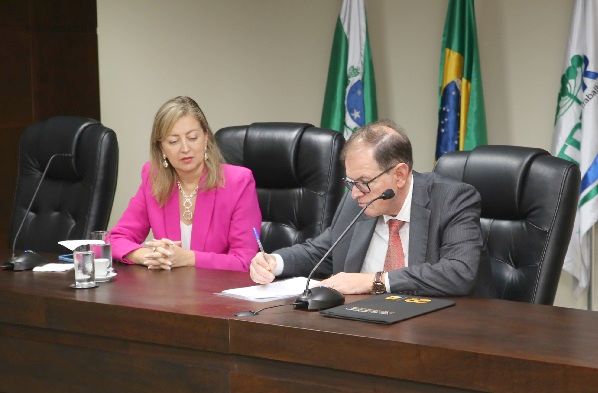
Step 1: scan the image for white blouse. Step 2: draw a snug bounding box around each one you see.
[180,222,192,250]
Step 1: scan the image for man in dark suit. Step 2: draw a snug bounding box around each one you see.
[250,120,492,296]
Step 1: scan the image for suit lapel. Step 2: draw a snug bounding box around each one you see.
[343,216,377,272]
[191,187,216,251]
[409,172,431,266]
[164,188,181,241]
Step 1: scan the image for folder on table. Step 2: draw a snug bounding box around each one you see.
[320,294,455,324]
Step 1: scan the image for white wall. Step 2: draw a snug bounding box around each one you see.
[98,0,590,309]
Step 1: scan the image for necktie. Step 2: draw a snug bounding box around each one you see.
[384,219,405,271]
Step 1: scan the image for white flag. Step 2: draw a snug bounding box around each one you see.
[553,0,598,292]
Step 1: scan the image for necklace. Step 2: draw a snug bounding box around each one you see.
[177,181,199,221]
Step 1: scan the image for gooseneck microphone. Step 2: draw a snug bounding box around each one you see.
[3,153,73,271]
[234,189,395,317]
[294,188,396,311]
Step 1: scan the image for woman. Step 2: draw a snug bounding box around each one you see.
[109,96,261,271]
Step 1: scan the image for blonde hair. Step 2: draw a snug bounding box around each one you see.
[150,96,224,205]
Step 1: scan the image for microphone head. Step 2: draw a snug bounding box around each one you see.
[381,189,395,200]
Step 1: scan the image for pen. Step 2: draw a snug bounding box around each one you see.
[252,227,265,254]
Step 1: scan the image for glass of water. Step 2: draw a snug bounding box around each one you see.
[72,249,96,289]
[90,230,113,275]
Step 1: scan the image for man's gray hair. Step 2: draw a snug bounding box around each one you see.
[341,119,413,169]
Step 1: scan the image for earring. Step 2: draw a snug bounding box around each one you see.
[162,154,169,168]
[204,151,208,161]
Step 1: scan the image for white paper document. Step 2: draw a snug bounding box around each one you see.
[58,240,104,251]
[33,263,74,272]
[220,277,320,302]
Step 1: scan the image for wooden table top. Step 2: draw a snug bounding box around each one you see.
[1,258,598,392]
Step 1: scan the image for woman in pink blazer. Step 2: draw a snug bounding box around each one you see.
[109,96,261,271]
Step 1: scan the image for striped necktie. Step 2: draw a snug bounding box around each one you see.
[383,219,406,271]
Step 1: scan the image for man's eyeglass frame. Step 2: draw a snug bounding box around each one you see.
[342,165,396,194]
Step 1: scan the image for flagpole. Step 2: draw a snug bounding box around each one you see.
[591,225,595,311]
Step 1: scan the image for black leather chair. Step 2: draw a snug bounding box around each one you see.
[9,116,119,253]
[216,122,345,252]
[434,145,580,304]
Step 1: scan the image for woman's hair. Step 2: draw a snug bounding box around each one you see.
[149,96,224,205]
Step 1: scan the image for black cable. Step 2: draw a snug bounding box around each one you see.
[234,302,298,317]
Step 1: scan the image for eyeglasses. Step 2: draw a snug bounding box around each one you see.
[342,166,395,194]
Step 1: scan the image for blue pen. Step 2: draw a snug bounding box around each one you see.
[252,227,265,254]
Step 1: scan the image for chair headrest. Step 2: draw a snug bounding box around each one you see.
[243,123,308,188]
[21,116,99,180]
[460,145,548,218]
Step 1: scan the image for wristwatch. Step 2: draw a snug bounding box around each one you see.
[371,271,386,294]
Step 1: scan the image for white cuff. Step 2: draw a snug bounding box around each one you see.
[272,253,284,276]
[384,272,391,293]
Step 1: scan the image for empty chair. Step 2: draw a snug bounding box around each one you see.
[434,145,580,304]
[10,116,119,253]
[216,122,345,252]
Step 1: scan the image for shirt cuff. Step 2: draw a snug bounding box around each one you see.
[272,253,284,276]
[384,272,391,293]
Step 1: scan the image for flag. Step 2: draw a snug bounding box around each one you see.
[553,0,598,292]
[435,0,487,159]
[321,0,377,139]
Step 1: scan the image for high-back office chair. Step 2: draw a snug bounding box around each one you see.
[10,116,119,253]
[434,145,580,304]
[216,122,345,252]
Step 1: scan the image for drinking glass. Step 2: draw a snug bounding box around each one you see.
[72,250,96,289]
[90,230,113,275]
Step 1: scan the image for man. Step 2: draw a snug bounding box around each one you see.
[250,120,492,296]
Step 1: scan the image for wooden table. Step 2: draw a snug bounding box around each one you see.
[1,261,597,393]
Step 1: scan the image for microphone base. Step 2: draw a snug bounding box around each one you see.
[3,251,48,271]
[294,287,345,311]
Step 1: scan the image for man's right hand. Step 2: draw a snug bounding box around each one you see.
[249,252,278,284]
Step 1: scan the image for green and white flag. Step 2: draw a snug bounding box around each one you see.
[321,0,377,139]
[553,0,598,292]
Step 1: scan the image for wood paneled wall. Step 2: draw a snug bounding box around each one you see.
[0,0,100,246]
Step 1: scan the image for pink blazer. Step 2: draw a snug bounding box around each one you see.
[109,162,261,271]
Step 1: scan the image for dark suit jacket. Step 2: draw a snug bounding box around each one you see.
[277,171,493,297]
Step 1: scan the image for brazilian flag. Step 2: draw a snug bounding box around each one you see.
[436,0,487,159]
